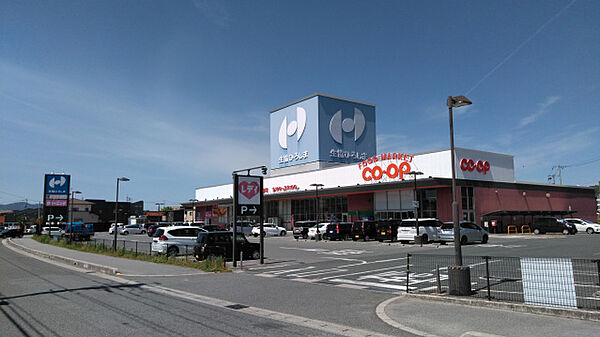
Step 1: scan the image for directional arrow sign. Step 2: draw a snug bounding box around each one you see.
[240,206,258,215]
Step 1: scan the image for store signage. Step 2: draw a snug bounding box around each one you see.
[278,107,307,149]
[43,174,70,225]
[359,153,413,182]
[329,108,365,144]
[264,185,299,194]
[460,158,490,174]
[234,175,263,216]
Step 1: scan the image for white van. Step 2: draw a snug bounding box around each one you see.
[396,218,443,244]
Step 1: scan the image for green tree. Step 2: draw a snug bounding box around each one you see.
[160,206,173,212]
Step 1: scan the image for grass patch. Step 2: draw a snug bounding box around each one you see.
[31,234,230,273]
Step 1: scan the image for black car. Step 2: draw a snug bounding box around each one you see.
[532,217,577,235]
[323,222,353,241]
[352,220,378,241]
[0,228,24,238]
[194,231,260,261]
[376,220,401,242]
[293,220,317,239]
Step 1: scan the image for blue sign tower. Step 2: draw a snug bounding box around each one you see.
[269,93,377,175]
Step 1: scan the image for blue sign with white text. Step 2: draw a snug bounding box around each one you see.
[44,174,70,194]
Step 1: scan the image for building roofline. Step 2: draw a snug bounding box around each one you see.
[269,92,376,113]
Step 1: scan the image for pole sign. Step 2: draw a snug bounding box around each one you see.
[235,175,263,217]
[43,174,70,225]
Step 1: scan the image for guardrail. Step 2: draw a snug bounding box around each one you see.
[406,254,600,311]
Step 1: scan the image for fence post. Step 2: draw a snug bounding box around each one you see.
[102,239,105,249]
[595,260,600,286]
[485,256,491,301]
[123,239,125,251]
[135,241,138,256]
[406,253,411,293]
[436,264,441,293]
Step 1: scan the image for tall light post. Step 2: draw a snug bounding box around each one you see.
[310,183,324,241]
[447,95,472,295]
[155,202,164,211]
[406,171,423,246]
[113,177,130,251]
[69,190,81,244]
[189,198,198,224]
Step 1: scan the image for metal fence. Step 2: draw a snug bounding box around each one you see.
[407,254,600,311]
[88,238,197,260]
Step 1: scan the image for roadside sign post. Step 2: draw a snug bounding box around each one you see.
[42,174,71,237]
[232,172,264,267]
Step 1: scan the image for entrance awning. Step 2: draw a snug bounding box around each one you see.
[481,210,576,217]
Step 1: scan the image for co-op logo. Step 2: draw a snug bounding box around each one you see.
[460,158,490,175]
[278,107,307,149]
[48,176,67,188]
[329,108,365,144]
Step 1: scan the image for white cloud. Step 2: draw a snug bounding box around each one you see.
[518,96,560,128]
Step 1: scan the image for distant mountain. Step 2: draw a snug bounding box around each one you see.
[0,202,41,211]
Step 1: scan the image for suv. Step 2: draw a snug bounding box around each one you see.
[397,218,443,244]
[376,220,402,242]
[251,223,287,237]
[293,220,317,239]
[0,228,24,238]
[438,221,489,244]
[323,222,353,241]
[532,217,576,235]
[120,224,145,235]
[352,220,378,241]
[194,231,260,261]
[151,226,206,256]
[564,218,600,234]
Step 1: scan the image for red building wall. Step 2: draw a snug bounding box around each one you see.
[436,187,455,223]
[348,193,373,220]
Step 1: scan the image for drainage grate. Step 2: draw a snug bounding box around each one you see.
[225,304,249,310]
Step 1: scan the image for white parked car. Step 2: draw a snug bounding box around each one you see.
[108,223,124,234]
[151,226,206,256]
[26,225,37,234]
[119,224,146,235]
[251,223,287,237]
[41,227,65,236]
[307,223,329,239]
[397,218,442,244]
[438,222,489,244]
[564,218,600,234]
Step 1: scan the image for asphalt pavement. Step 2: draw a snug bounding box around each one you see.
[3,237,600,336]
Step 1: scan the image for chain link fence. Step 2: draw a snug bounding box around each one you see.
[88,238,197,261]
[407,254,600,311]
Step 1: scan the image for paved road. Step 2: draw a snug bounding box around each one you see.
[0,243,392,337]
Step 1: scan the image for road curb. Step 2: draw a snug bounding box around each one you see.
[6,238,120,275]
[401,292,600,322]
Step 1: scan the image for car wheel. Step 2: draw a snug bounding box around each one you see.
[562,229,569,235]
[194,254,203,261]
[533,228,540,235]
[481,235,488,244]
[280,231,286,236]
[251,250,260,260]
[460,236,468,245]
[586,228,594,234]
[400,240,409,244]
[253,233,258,237]
[364,235,370,241]
[421,234,429,244]
[167,246,178,257]
[141,230,146,234]
[302,234,308,239]
[122,231,128,235]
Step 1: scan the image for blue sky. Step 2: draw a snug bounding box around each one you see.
[1,0,598,207]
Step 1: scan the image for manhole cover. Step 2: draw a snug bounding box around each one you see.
[226,304,249,310]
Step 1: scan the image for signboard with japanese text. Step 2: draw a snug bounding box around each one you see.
[43,174,70,225]
[234,175,263,216]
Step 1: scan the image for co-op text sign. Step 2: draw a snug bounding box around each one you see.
[236,175,263,216]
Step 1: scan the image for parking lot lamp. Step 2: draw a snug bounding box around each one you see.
[447,95,472,295]
[69,190,81,244]
[189,199,198,224]
[406,171,423,246]
[310,184,324,241]
[113,177,130,251]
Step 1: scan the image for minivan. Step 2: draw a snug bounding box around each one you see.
[194,231,260,261]
[323,222,353,241]
[397,218,443,244]
[532,217,576,235]
[376,220,402,242]
[352,220,378,241]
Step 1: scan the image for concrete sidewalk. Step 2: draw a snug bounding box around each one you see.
[6,237,600,337]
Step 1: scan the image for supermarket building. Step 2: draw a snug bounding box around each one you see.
[185,94,596,232]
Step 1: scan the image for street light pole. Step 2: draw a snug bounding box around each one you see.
[310,183,324,241]
[69,190,81,244]
[407,171,423,246]
[447,95,472,296]
[114,177,130,251]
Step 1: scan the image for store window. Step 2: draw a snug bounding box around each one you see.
[290,196,347,222]
[461,187,475,222]
[418,189,437,219]
[265,200,278,218]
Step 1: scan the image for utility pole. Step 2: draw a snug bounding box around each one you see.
[552,165,567,185]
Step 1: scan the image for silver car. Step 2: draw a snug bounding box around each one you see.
[438,222,489,244]
[119,224,146,235]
